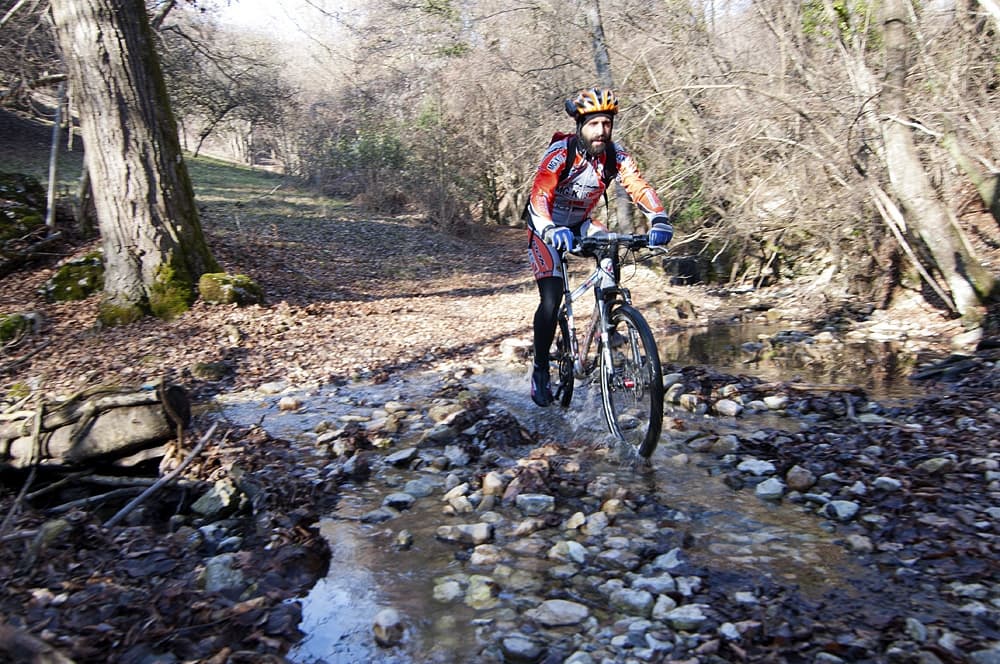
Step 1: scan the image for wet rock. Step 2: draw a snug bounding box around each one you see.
[763,395,789,410]
[482,471,507,496]
[526,599,590,626]
[500,633,546,664]
[278,396,302,411]
[403,477,438,498]
[464,575,500,609]
[548,540,588,564]
[515,493,555,516]
[714,399,743,417]
[385,447,418,467]
[383,492,416,511]
[436,522,493,545]
[373,607,405,647]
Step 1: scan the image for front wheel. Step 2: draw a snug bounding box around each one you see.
[599,305,664,458]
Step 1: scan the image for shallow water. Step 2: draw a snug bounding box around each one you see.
[213,363,883,663]
[658,321,935,400]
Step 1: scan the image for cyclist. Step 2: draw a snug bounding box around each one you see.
[526,87,674,407]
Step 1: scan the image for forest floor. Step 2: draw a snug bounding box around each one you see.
[1,107,998,662]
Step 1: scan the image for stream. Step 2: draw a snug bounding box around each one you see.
[215,327,944,662]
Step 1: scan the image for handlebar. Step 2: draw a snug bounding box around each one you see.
[568,233,651,257]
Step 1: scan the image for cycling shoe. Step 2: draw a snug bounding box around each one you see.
[531,364,553,407]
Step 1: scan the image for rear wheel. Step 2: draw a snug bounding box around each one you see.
[551,314,574,407]
[599,305,664,457]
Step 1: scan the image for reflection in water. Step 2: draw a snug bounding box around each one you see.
[659,322,932,399]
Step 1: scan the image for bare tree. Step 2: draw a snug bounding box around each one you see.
[49,0,218,325]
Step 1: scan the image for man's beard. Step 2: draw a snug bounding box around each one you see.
[579,129,612,156]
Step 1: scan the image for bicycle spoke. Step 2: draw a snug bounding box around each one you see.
[599,305,664,458]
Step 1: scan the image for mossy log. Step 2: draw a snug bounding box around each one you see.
[0,383,190,469]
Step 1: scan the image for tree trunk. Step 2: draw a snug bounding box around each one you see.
[880,0,993,319]
[582,0,634,231]
[1,384,190,469]
[49,0,219,325]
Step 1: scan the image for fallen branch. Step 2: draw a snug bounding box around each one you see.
[103,423,218,528]
[754,381,866,395]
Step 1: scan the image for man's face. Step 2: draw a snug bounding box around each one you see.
[579,114,613,156]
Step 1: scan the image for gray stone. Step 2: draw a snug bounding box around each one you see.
[515,493,556,516]
[436,522,493,545]
[714,398,743,417]
[382,492,416,510]
[663,604,708,631]
[874,476,902,491]
[755,477,785,501]
[500,634,546,664]
[824,500,860,521]
[527,599,590,626]
[385,447,418,467]
[610,588,655,616]
[373,607,405,647]
[738,458,776,476]
[200,553,246,594]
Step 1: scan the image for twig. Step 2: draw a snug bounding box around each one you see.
[103,423,219,528]
[46,487,145,515]
[0,398,43,537]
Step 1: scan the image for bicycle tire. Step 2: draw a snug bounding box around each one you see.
[551,314,575,407]
[599,304,664,458]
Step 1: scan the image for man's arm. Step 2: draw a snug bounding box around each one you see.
[526,142,570,235]
[614,149,667,222]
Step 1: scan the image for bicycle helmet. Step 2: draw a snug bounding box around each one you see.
[564,88,619,120]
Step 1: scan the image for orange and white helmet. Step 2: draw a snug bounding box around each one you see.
[564,88,619,120]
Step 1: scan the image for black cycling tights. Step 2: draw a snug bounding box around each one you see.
[533,276,564,367]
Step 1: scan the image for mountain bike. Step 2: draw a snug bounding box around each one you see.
[548,233,665,458]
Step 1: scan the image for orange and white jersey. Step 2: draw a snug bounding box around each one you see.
[525,136,665,236]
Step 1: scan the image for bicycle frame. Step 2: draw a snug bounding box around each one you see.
[559,233,641,378]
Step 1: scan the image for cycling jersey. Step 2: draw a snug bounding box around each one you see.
[525,136,665,237]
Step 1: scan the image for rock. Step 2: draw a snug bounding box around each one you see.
[436,522,493,545]
[199,553,247,595]
[464,575,500,609]
[515,493,555,516]
[663,604,708,631]
[915,457,955,475]
[191,478,243,518]
[526,599,590,626]
[278,396,301,411]
[652,594,678,619]
[610,588,655,616]
[373,607,405,647]
[632,574,676,595]
[481,471,506,496]
[755,478,785,501]
[382,492,416,510]
[785,465,816,491]
[385,447,419,467]
[824,500,860,521]
[500,634,546,664]
[548,540,588,564]
[763,395,789,410]
[714,399,743,417]
[738,458,776,476]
